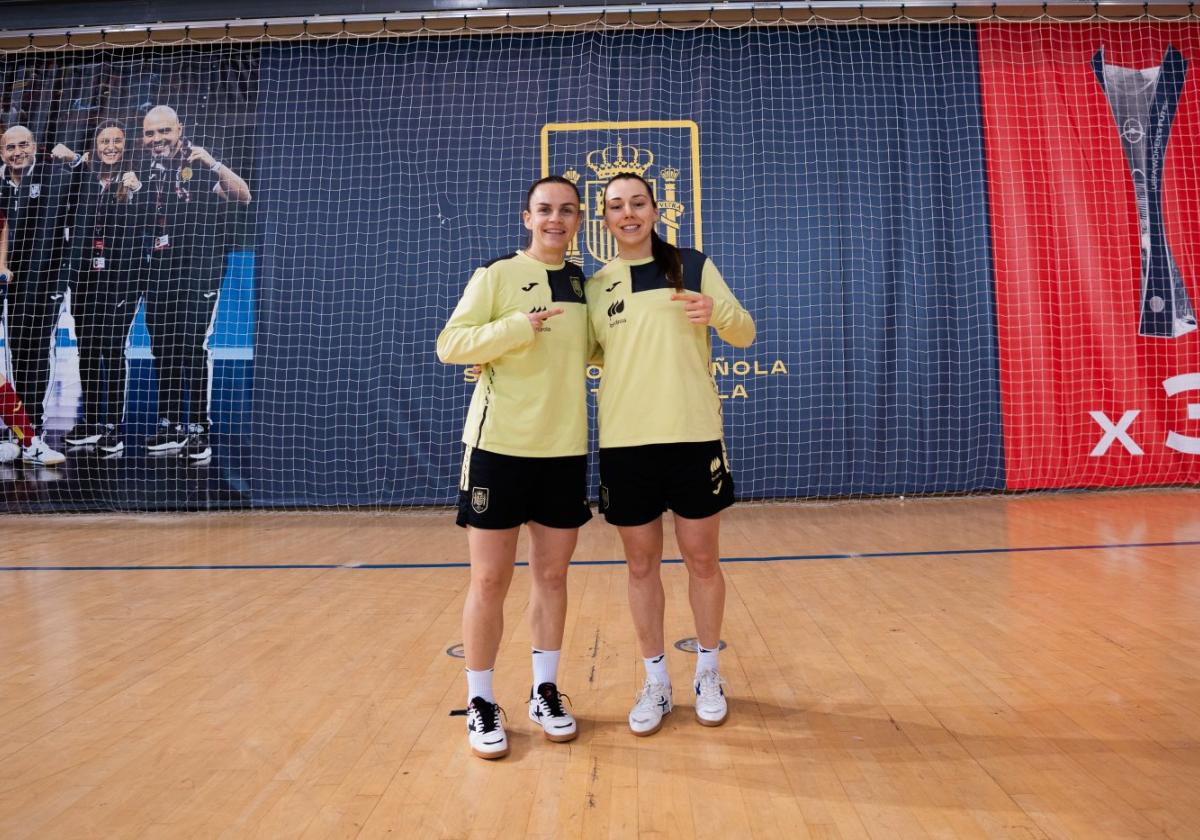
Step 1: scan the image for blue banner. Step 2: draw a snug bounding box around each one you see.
[252,27,1003,505]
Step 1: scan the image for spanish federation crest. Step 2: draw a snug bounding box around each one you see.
[571,277,583,299]
[470,486,489,513]
[540,121,702,273]
[28,183,40,199]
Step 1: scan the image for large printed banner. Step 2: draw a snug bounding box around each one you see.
[251,28,1001,506]
[980,24,1200,489]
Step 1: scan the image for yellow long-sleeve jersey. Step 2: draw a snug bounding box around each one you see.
[437,250,590,457]
[587,249,755,448]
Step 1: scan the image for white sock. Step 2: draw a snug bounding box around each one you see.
[532,648,561,688]
[643,653,670,685]
[695,644,720,678]
[466,668,495,704]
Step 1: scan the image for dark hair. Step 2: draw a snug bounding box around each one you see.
[603,172,682,291]
[523,175,582,251]
[524,175,581,211]
[94,119,126,138]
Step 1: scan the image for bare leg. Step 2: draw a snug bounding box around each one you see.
[462,526,520,671]
[525,522,579,651]
[673,512,724,650]
[617,517,667,658]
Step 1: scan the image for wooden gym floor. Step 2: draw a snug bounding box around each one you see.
[1,489,1199,838]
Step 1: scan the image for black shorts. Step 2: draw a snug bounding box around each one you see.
[598,440,735,526]
[456,446,592,530]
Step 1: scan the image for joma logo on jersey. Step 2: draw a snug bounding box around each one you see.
[540,121,703,273]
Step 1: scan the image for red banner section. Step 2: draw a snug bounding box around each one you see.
[981,23,1200,489]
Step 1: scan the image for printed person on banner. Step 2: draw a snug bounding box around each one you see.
[436,176,592,760]
[0,124,75,465]
[3,210,57,466]
[138,105,250,464]
[50,120,146,457]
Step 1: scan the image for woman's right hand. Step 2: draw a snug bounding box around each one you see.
[527,308,563,332]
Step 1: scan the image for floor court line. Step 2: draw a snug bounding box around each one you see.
[2,537,1197,572]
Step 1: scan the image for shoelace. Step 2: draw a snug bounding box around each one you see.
[695,671,725,699]
[450,700,506,733]
[537,686,571,718]
[634,681,671,708]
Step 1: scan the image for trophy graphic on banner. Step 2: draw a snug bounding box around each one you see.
[1094,46,1196,338]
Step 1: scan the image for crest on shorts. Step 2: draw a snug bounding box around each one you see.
[470,486,489,513]
[540,121,702,274]
[599,485,610,511]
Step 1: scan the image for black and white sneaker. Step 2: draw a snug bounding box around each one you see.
[146,419,188,453]
[64,423,104,446]
[465,697,508,759]
[97,425,124,456]
[528,682,577,743]
[21,435,66,466]
[180,426,212,462]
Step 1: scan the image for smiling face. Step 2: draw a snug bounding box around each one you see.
[94,126,126,167]
[522,181,582,264]
[142,110,182,159]
[1,126,35,173]
[602,175,659,260]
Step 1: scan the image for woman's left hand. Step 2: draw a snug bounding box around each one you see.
[671,291,714,325]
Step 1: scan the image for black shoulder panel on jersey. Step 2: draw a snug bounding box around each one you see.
[680,248,708,293]
[630,261,667,293]
[547,263,587,304]
[482,252,519,269]
[630,248,709,294]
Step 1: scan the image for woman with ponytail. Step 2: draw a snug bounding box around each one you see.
[588,172,755,736]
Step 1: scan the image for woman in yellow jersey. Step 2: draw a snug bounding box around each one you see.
[587,173,755,736]
[436,176,590,760]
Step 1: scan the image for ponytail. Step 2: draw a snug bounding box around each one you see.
[649,228,683,293]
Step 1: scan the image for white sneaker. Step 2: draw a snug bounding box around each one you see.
[694,669,728,726]
[0,439,18,463]
[22,436,66,466]
[528,682,577,742]
[465,697,508,759]
[628,678,672,736]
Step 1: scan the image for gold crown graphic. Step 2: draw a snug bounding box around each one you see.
[586,139,654,179]
[562,167,581,185]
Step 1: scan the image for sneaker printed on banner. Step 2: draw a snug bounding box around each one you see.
[147,419,189,454]
[180,424,211,463]
[22,436,66,466]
